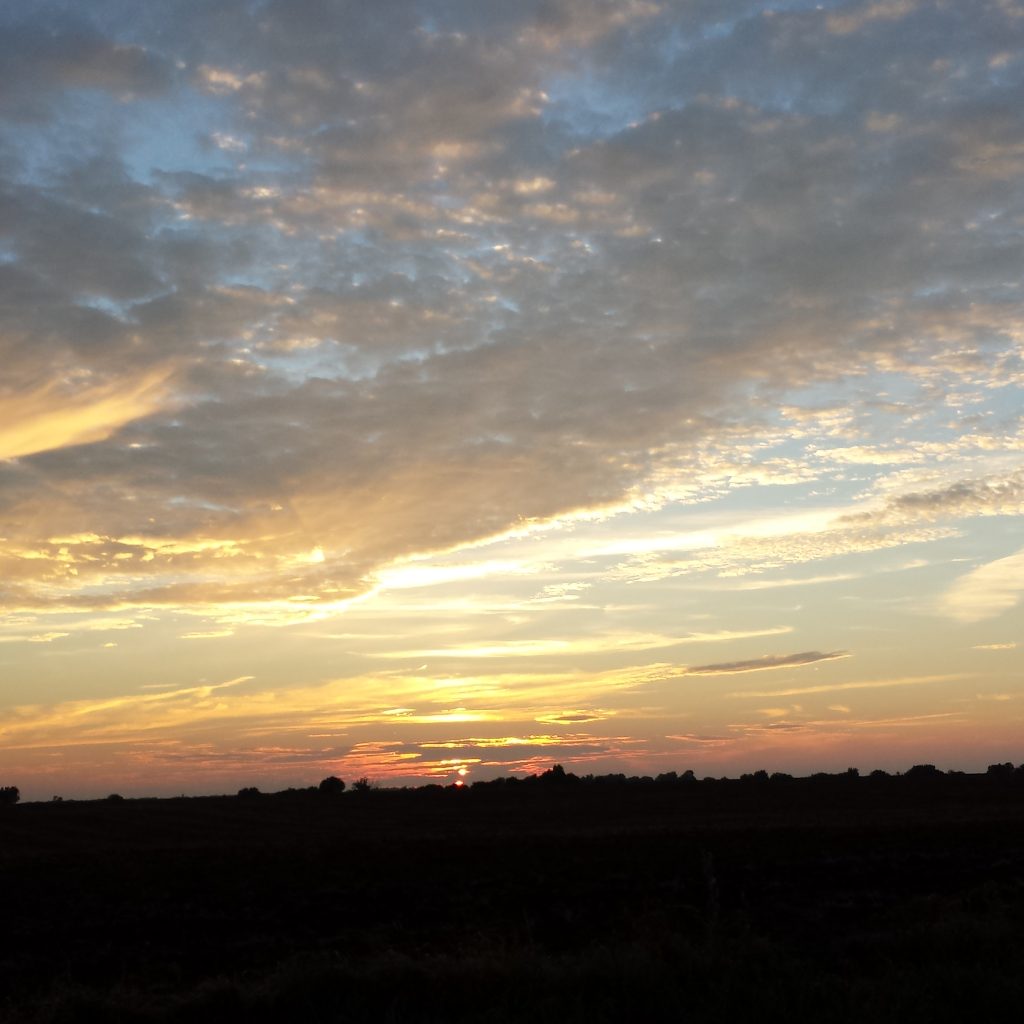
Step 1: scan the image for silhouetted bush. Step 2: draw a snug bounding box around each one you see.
[352,777,372,792]
[106,793,125,803]
[318,776,346,795]
[0,785,19,806]
[237,786,262,798]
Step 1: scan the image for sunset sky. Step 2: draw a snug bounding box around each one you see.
[1,0,1022,800]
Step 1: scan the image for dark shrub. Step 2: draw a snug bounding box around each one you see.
[318,776,346,795]
[0,786,19,806]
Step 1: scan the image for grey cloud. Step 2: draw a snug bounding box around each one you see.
[536,711,609,724]
[55,155,164,230]
[842,470,1024,528]
[0,263,134,390]
[0,184,161,301]
[891,473,1024,515]
[0,18,171,119]
[681,651,851,676]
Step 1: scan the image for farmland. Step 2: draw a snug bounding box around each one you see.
[2,770,1023,1022]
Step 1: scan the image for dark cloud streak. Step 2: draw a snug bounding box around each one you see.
[681,651,851,676]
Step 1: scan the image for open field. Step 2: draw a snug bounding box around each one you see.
[2,774,1024,1022]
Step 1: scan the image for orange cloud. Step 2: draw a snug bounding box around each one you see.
[0,370,172,460]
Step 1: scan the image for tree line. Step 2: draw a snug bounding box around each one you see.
[3,762,1023,805]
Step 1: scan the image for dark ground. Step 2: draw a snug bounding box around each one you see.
[2,772,1024,1022]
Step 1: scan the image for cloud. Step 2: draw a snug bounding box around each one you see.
[826,0,920,37]
[850,470,1024,525]
[939,547,1024,622]
[372,634,681,660]
[0,18,171,119]
[371,626,794,661]
[535,710,610,724]
[681,650,850,676]
[607,523,958,583]
[0,0,1021,628]
[0,370,173,460]
[727,673,965,700]
[0,631,69,645]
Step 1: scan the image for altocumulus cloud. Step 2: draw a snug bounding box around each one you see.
[1,0,1022,621]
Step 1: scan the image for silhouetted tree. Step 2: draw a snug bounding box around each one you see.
[987,762,1014,779]
[106,793,125,802]
[237,786,261,798]
[318,776,346,795]
[540,764,575,785]
[352,777,372,792]
[0,786,19,806]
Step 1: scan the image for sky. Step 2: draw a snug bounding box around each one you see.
[0,0,1022,800]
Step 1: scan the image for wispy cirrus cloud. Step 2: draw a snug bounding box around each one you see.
[938,547,1024,622]
[727,674,967,700]
[0,370,174,461]
[370,626,793,661]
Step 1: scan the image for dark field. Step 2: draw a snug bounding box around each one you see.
[3,772,1024,1022]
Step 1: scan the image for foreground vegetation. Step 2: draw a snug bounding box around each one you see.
[1,766,1023,1021]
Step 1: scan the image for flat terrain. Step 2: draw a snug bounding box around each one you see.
[2,775,1023,1022]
